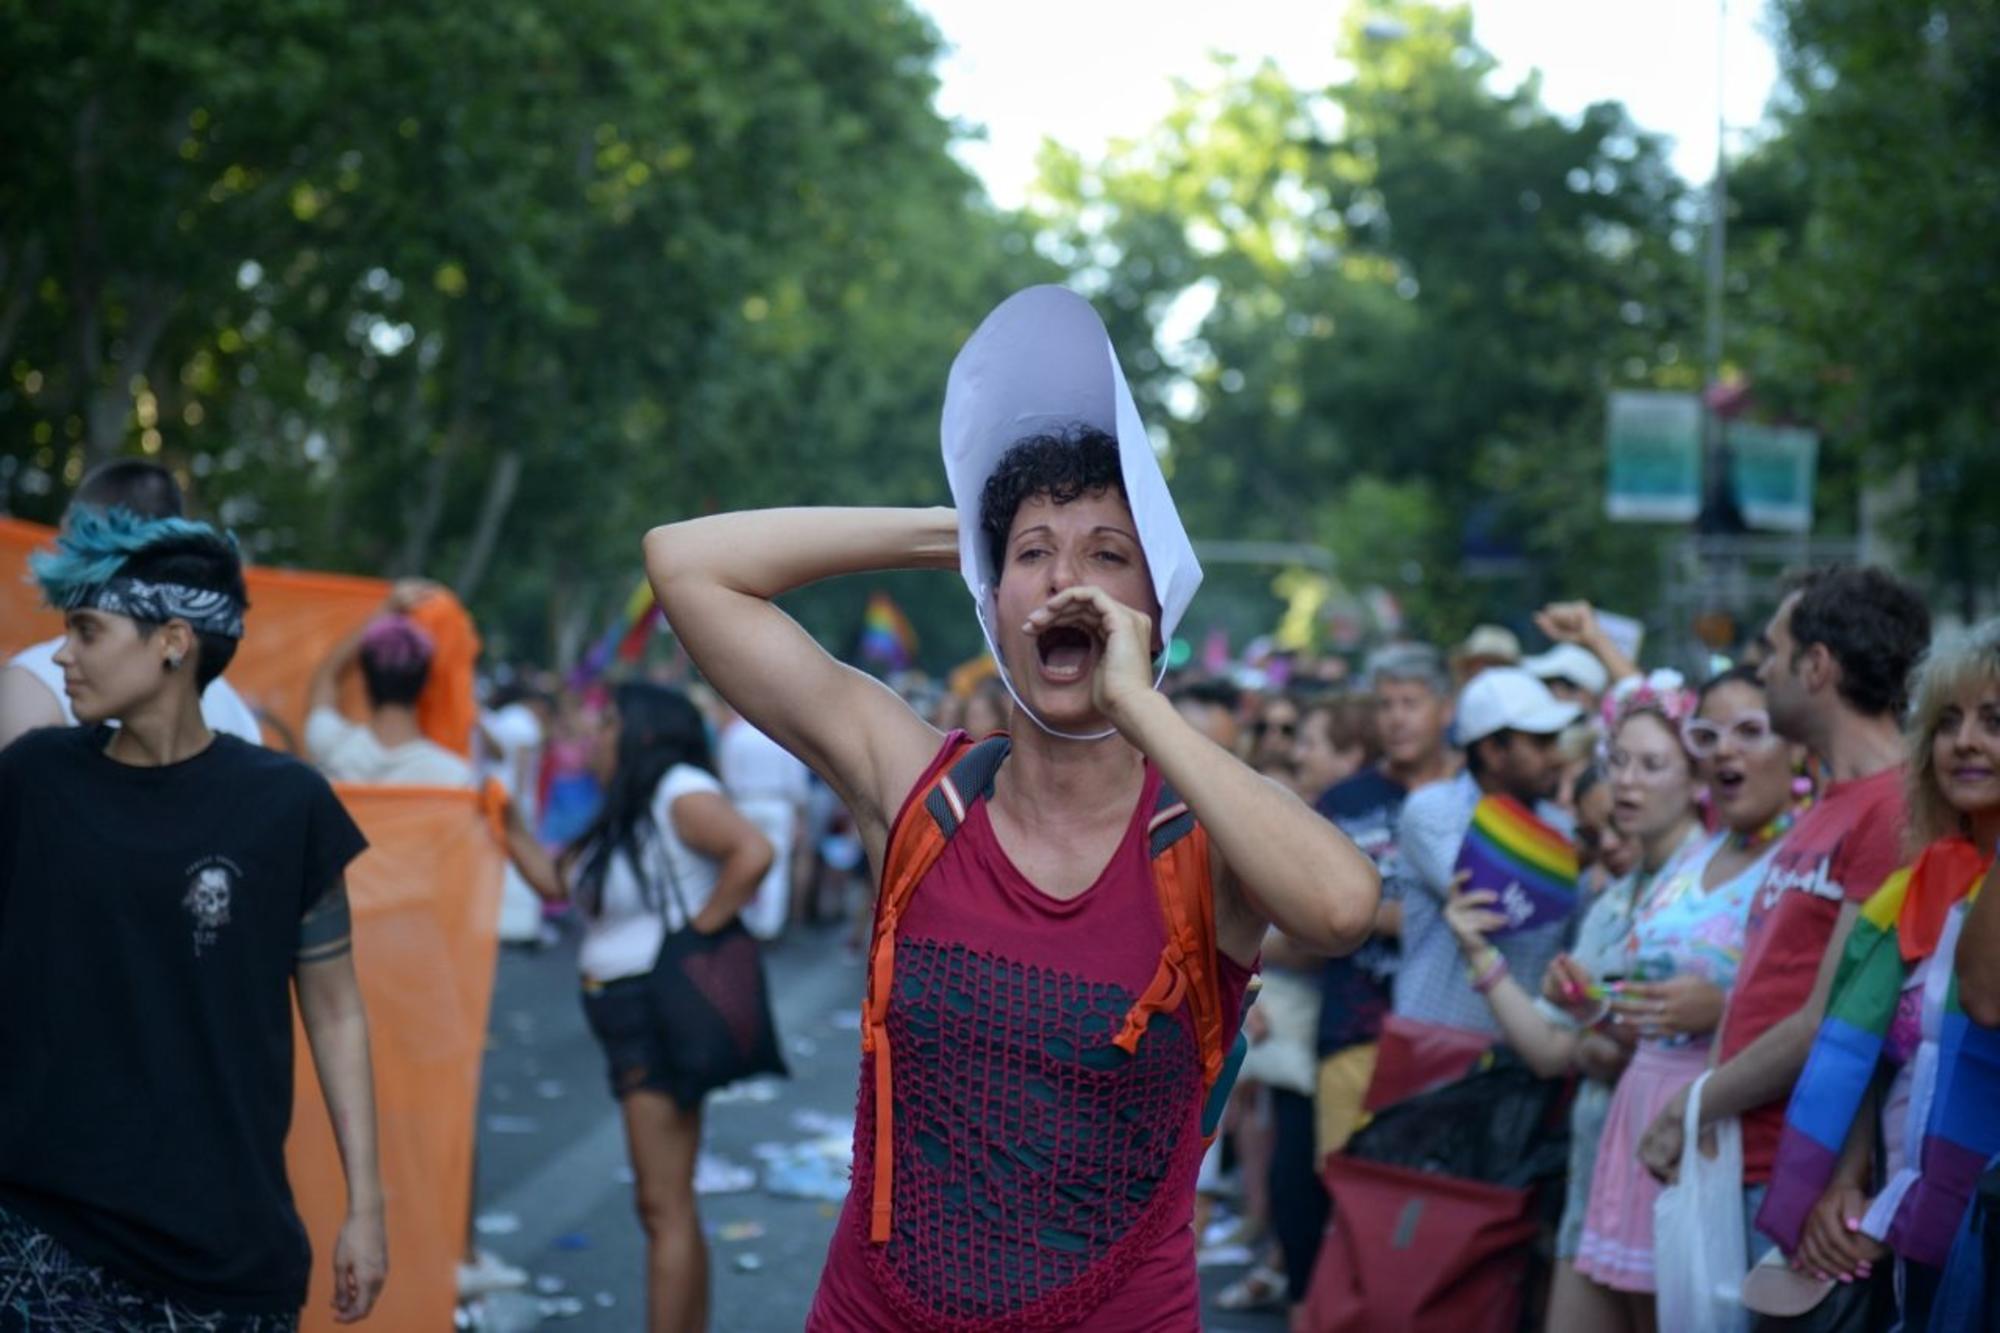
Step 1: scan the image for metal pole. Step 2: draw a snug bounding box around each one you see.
[1698,0,1737,536]
[1705,0,1727,412]
[1681,0,1742,667]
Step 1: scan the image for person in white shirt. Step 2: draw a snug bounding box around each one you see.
[479,684,553,945]
[715,708,811,940]
[307,610,472,785]
[1,461,263,750]
[303,597,555,878]
[570,683,772,1333]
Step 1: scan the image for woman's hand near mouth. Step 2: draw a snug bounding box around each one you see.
[1023,586,1155,729]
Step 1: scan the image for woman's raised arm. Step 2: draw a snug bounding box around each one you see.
[642,507,957,841]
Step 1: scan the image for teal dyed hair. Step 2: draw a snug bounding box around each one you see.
[30,504,240,609]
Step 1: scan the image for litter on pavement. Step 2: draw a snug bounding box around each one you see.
[473,1212,522,1237]
[694,1152,758,1195]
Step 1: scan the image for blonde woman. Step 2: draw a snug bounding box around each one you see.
[1763,619,2000,1331]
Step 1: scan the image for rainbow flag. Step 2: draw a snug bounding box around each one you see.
[857,591,917,672]
[568,579,662,688]
[1759,839,1994,1267]
[1453,795,1577,936]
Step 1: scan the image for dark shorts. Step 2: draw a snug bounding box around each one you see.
[0,1204,299,1332]
[581,974,684,1104]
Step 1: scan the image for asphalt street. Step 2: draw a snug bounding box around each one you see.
[469,923,1287,1331]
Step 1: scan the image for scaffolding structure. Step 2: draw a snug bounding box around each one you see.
[1655,532,1864,671]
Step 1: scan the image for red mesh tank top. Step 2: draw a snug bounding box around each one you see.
[807,735,1253,1331]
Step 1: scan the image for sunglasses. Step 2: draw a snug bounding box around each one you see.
[1253,719,1297,739]
[1681,710,1778,758]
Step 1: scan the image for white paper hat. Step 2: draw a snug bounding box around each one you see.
[942,286,1203,689]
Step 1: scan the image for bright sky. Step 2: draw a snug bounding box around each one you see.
[916,0,1783,208]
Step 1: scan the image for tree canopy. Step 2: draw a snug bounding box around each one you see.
[3,0,1990,664]
[1,0,1047,661]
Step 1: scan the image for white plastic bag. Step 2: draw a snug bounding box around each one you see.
[1653,1071,1749,1333]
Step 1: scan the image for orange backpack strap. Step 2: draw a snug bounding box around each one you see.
[1113,778,1234,1121]
[864,733,1011,1243]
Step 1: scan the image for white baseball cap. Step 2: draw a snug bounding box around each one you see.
[1454,667,1584,745]
[1520,643,1610,696]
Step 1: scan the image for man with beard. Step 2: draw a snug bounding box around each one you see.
[1392,666,1579,1036]
[1638,567,1929,1257]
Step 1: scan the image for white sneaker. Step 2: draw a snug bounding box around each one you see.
[457,1249,530,1299]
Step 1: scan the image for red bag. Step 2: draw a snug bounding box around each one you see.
[1302,1156,1540,1333]
[1363,1014,1492,1112]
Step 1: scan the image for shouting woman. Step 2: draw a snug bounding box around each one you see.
[642,287,1378,1330]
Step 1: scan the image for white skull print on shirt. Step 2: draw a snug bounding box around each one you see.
[182,856,243,956]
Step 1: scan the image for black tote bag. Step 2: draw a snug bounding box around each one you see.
[644,835,787,1106]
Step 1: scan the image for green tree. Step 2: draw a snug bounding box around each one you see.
[1733,0,2000,616]
[1034,2,1703,644]
[0,0,1051,661]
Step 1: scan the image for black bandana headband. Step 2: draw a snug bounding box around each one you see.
[58,576,247,640]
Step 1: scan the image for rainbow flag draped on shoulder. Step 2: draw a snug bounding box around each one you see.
[1453,794,1577,936]
[1758,838,1996,1268]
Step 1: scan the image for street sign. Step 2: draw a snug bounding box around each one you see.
[1727,421,1818,533]
[1605,390,1703,522]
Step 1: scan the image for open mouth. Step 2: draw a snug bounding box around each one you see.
[1035,625,1097,685]
[1712,767,1746,799]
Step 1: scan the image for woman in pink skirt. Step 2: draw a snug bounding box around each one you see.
[1571,668,1807,1326]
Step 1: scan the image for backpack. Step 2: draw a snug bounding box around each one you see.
[859,733,1248,1245]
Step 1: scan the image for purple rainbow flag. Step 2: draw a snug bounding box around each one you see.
[1453,794,1578,937]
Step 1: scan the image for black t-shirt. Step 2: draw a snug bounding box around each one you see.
[0,726,367,1313]
[1312,767,1407,1055]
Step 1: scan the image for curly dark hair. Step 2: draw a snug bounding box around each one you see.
[1783,566,1931,718]
[977,424,1126,577]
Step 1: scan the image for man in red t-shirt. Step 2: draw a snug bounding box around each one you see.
[1637,567,1930,1238]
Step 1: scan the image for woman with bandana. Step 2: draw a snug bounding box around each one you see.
[643,287,1379,1331]
[0,508,386,1329]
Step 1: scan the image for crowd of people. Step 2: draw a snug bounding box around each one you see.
[1112,575,1997,1333]
[2,280,1997,1333]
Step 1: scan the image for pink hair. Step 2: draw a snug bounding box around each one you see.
[360,615,436,672]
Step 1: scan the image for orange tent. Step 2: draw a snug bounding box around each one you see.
[287,782,508,1333]
[0,517,73,653]
[406,592,481,758]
